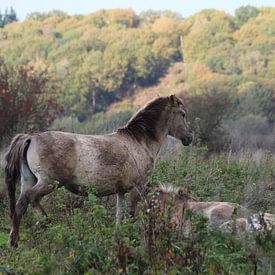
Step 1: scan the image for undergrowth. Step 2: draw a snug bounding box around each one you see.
[0,147,274,274]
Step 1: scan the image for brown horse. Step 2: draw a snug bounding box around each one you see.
[146,184,275,233]
[4,95,193,247]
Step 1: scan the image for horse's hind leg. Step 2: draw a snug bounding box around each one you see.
[19,166,48,218]
[25,177,54,210]
[9,165,36,247]
[10,175,54,247]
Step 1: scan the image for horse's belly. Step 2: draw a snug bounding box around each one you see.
[73,163,133,196]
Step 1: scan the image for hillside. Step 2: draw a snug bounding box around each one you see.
[0,6,274,150]
[0,7,275,274]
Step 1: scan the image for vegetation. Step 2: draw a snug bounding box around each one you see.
[0,147,274,274]
[0,4,274,274]
[0,6,274,151]
[0,58,62,143]
[0,7,17,28]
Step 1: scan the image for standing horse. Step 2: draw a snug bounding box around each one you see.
[4,95,193,247]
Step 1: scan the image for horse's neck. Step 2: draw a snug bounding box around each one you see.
[144,112,171,158]
[145,138,166,159]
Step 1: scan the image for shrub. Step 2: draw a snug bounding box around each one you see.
[0,147,274,273]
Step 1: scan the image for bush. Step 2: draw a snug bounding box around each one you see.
[0,58,62,142]
[226,115,275,151]
[51,110,133,135]
[0,147,274,273]
[185,82,232,152]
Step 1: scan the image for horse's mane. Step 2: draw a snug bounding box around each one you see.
[156,183,197,202]
[157,183,181,194]
[117,97,170,142]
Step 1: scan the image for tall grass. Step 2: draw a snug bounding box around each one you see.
[0,147,274,274]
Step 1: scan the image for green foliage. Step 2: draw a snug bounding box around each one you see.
[0,7,17,28]
[26,10,68,21]
[235,5,259,27]
[0,6,274,142]
[235,82,275,123]
[0,148,274,273]
[151,147,275,208]
[0,8,184,119]
[52,110,133,135]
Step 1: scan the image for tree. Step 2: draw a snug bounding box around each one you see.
[184,10,235,63]
[235,82,275,123]
[186,79,232,151]
[26,10,68,21]
[0,58,62,141]
[0,7,18,28]
[235,6,259,27]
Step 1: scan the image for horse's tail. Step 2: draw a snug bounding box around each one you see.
[4,134,31,218]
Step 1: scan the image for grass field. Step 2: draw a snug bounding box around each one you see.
[0,147,274,274]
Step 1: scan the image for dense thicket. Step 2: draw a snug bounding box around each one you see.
[0,6,274,150]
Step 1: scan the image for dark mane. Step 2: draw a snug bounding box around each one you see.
[117,97,170,142]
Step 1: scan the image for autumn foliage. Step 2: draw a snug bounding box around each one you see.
[0,58,62,141]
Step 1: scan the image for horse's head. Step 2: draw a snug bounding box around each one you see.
[168,95,193,146]
[175,188,195,203]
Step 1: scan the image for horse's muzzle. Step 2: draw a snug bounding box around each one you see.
[181,131,194,146]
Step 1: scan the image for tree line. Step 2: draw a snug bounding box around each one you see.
[0,6,274,150]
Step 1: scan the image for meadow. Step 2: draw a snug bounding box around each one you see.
[0,146,274,274]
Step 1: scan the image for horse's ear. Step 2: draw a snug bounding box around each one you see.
[177,189,188,201]
[169,94,177,105]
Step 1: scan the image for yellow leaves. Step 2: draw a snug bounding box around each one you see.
[57,16,80,32]
[107,8,137,27]
[151,17,178,34]
[234,9,275,49]
[24,58,48,78]
[267,58,275,79]
[178,20,192,35]
[184,10,235,63]
[239,51,267,76]
[187,63,230,96]
[153,35,178,59]
[83,8,138,28]
[68,250,75,262]
[188,63,214,83]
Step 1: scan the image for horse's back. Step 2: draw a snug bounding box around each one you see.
[186,201,247,228]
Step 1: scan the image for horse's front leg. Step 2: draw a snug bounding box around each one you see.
[116,192,125,224]
[34,203,51,227]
